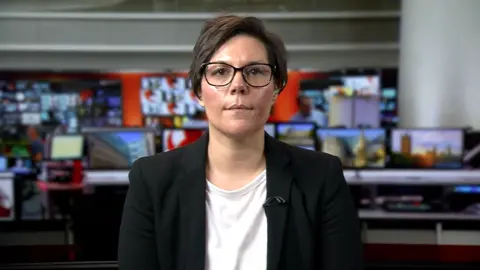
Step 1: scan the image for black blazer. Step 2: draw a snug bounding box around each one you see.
[118,133,363,270]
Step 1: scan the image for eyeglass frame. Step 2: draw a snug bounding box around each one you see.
[200,62,277,88]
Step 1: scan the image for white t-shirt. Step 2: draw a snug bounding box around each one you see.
[205,170,268,270]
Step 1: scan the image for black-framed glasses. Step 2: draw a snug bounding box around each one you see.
[201,62,275,88]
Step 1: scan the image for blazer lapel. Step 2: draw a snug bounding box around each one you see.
[177,133,209,270]
[264,134,293,270]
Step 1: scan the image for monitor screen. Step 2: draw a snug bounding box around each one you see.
[352,97,381,128]
[145,116,209,130]
[145,116,178,129]
[0,179,14,221]
[1,77,123,129]
[277,123,316,149]
[341,75,381,97]
[316,73,385,128]
[41,79,123,129]
[8,157,33,174]
[463,131,480,169]
[264,123,276,137]
[298,80,334,127]
[0,140,31,158]
[86,131,155,170]
[51,135,84,160]
[317,128,386,168]
[181,118,209,129]
[162,129,206,152]
[0,80,47,126]
[327,96,382,128]
[380,68,399,127]
[298,78,379,128]
[380,87,398,126]
[298,145,316,151]
[140,76,204,117]
[0,156,7,172]
[300,88,330,110]
[390,129,464,169]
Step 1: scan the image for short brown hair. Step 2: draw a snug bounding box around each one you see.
[189,15,288,99]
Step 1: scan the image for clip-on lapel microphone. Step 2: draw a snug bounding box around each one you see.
[263,196,287,207]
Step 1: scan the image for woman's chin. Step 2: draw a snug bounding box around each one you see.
[220,120,263,138]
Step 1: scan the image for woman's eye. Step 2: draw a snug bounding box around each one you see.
[211,68,227,76]
[247,68,262,75]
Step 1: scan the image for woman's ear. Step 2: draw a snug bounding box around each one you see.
[195,88,204,106]
[272,80,286,103]
[271,89,279,105]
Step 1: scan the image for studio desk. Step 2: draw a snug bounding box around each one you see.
[83,169,480,263]
[1,171,480,264]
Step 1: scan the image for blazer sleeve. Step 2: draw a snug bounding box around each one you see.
[118,158,160,270]
[320,156,364,270]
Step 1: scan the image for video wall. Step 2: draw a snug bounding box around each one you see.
[2,69,480,224]
[0,68,398,129]
[0,68,467,174]
[0,74,123,130]
[138,68,398,130]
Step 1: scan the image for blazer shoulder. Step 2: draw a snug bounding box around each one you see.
[285,144,341,169]
[131,146,190,186]
[283,144,344,194]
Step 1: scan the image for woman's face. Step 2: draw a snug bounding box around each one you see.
[199,34,277,139]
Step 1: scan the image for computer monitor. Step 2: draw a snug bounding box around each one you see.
[50,135,84,160]
[316,128,386,169]
[390,129,464,169]
[8,157,33,174]
[277,123,316,150]
[0,179,14,221]
[162,128,206,152]
[85,129,156,170]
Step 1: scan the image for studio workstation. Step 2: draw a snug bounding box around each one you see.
[1,1,480,269]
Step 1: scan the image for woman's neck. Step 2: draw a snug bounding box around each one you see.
[207,126,266,178]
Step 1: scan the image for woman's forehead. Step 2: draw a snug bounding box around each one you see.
[209,35,268,66]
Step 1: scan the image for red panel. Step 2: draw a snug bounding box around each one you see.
[365,244,480,263]
[2,244,480,264]
[0,245,75,263]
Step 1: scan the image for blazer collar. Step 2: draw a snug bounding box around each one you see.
[177,132,293,270]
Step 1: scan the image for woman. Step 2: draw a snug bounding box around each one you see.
[118,15,363,270]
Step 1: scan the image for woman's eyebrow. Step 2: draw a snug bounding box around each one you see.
[208,60,268,66]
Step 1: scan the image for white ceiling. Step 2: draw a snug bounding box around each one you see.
[0,0,399,12]
[0,0,129,11]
